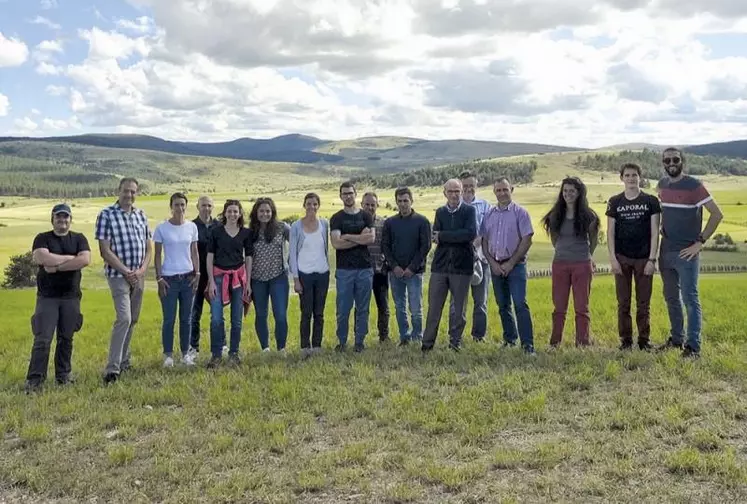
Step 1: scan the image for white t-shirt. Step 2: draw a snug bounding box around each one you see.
[298,227,329,274]
[153,220,199,276]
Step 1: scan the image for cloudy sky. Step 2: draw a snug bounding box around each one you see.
[2,0,747,147]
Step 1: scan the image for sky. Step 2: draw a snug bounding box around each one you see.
[2,0,747,148]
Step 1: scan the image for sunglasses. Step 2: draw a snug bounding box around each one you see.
[663,157,681,165]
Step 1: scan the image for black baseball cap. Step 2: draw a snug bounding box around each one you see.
[52,203,72,216]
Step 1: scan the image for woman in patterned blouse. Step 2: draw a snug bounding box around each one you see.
[248,198,291,353]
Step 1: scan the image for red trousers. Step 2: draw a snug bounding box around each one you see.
[550,260,593,346]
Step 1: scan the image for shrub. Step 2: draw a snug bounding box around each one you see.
[2,251,36,289]
[281,215,300,225]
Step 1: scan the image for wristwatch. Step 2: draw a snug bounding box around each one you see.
[696,234,706,244]
[647,258,657,264]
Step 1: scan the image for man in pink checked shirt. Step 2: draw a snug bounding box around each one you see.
[480,177,536,354]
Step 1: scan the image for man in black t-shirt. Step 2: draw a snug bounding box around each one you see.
[189,195,217,354]
[330,182,375,352]
[26,203,91,393]
[606,163,662,351]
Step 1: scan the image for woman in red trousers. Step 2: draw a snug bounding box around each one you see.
[542,177,599,347]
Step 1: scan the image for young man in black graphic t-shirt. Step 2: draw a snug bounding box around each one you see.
[606,163,661,351]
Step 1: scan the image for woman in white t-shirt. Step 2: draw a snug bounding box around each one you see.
[288,192,330,358]
[154,192,200,367]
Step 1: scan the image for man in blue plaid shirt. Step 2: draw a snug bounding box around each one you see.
[95,177,152,385]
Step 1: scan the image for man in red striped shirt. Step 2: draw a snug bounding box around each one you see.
[656,147,723,358]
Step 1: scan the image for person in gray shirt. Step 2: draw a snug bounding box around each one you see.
[541,177,599,348]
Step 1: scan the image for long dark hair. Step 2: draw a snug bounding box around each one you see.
[218,199,245,228]
[249,197,281,243]
[541,177,598,237]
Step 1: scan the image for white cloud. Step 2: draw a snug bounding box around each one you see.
[0,93,9,116]
[29,15,61,30]
[116,16,155,34]
[45,85,67,96]
[40,0,58,9]
[0,32,29,67]
[37,39,63,53]
[14,117,39,133]
[78,27,150,60]
[36,62,61,75]
[34,0,747,145]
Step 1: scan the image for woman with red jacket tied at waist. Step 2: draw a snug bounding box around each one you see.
[206,199,253,368]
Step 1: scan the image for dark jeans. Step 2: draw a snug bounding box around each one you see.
[422,272,471,349]
[251,273,290,350]
[614,255,653,345]
[27,296,82,384]
[389,273,424,342]
[160,274,195,356]
[190,272,209,351]
[298,271,330,349]
[450,260,489,340]
[372,271,390,339]
[660,250,702,351]
[335,268,374,346]
[491,263,533,349]
[210,275,244,358]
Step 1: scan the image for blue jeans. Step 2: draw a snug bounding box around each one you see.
[335,268,374,346]
[491,263,534,349]
[450,260,489,340]
[210,274,244,358]
[660,250,702,351]
[389,273,424,342]
[251,273,289,350]
[160,275,195,356]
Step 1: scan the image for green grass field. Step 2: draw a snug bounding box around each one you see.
[2,275,747,503]
[2,154,747,502]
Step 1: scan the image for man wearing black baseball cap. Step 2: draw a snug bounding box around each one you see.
[25,203,91,393]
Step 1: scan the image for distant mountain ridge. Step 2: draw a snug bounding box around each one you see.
[0,133,581,170]
[685,140,747,160]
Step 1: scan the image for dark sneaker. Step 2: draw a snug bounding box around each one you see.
[619,342,633,351]
[398,340,410,347]
[411,337,422,343]
[639,341,653,352]
[227,354,241,367]
[103,373,118,386]
[334,344,346,353]
[502,341,517,348]
[379,335,390,343]
[207,356,222,369]
[682,346,700,359]
[522,345,536,356]
[448,343,461,352]
[354,344,365,353]
[55,375,75,386]
[120,361,132,373]
[421,344,433,353]
[473,337,485,343]
[25,380,43,394]
[657,338,683,352]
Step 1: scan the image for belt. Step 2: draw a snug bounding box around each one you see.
[162,272,195,280]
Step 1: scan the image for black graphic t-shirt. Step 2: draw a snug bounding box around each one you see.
[605,192,662,259]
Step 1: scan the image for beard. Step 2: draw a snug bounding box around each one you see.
[665,164,683,178]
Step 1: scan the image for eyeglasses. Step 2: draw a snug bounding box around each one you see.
[340,191,355,197]
[663,157,681,165]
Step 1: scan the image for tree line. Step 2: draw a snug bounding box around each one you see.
[573,149,747,178]
[350,159,538,188]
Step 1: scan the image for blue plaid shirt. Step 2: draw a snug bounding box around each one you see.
[94,202,152,278]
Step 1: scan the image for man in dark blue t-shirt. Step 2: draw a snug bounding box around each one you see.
[330,182,375,352]
[26,203,91,393]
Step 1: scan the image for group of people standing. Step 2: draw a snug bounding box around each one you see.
[23,147,722,392]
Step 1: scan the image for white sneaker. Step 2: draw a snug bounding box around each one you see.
[222,345,229,356]
[163,356,174,368]
[182,353,196,366]
[187,347,198,359]
[278,348,287,357]
[262,348,271,353]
